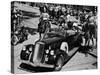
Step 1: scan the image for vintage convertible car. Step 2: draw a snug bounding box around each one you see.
[20,30,83,71]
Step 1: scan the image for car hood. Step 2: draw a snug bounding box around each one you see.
[41,37,65,45]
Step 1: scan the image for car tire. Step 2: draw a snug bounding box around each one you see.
[54,55,64,71]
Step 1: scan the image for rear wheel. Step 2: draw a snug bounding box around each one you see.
[54,55,64,71]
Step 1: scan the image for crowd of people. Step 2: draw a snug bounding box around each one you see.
[37,3,97,50]
[11,2,97,51]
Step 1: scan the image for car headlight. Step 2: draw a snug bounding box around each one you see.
[45,55,48,61]
[26,50,28,53]
[29,47,32,51]
[22,46,26,51]
[45,49,49,54]
[50,50,54,55]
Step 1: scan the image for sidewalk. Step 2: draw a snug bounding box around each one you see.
[88,48,97,58]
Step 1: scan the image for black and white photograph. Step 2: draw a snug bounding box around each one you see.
[11,1,98,74]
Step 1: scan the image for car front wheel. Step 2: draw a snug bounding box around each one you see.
[54,55,64,71]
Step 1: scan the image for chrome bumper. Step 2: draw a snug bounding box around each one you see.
[20,60,54,68]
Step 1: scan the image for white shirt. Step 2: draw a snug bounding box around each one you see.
[60,42,69,53]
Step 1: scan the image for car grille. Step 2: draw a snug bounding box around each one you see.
[32,42,45,63]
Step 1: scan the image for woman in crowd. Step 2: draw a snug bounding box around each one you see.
[38,13,51,40]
